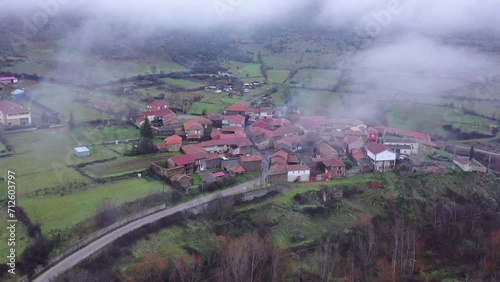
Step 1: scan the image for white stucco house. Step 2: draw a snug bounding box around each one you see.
[384,139,419,155]
[286,165,310,182]
[365,143,396,172]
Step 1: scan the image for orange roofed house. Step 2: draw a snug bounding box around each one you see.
[157,134,182,152]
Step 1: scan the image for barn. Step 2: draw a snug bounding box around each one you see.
[74,147,91,158]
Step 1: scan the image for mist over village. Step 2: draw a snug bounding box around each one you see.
[0,1,499,281]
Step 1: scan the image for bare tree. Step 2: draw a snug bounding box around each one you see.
[316,227,340,282]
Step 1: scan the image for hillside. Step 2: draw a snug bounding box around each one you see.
[53,172,500,281]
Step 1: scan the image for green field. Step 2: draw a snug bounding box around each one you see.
[387,103,497,136]
[291,88,343,115]
[267,70,291,84]
[163,78,205,89]
[71,125,141,145]
[188,102,224,115]
[291,69,342,89]
[0,131,97,193]
[82,152,180,178]
[20,177,169,235]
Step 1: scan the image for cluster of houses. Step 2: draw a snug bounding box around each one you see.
[143,99,439,188]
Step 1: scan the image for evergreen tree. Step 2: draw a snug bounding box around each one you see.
[140,118,154,139]
[68,112,75,130]
[469,145,475,162]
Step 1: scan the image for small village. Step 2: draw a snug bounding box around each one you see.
[0,75,491,198]
[127,99,486,193]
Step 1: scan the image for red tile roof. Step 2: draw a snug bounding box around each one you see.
[0,77,17,81]
[287,165,310,171]
[224,101,252,112]
[170,173,190,182]
[141,108,175,118]
[170,154,196,165]
[184,120,204,130]
[271,150,289,160]
[181,144,208,160]
[351,148,367,161]
[0,101,29,115]
[269,164,288,175]
[365,143,389,155]
[323,157,346,167]
[240,155,263,162]
[222,126,245,133]
[202,137,253,148]
[224,114,245,124]
[274,139,293,148]
[231,166,246,174]
[194,116,212,125]
[148,100,169,109]
[264,118,291,127]
[165,134,182,145]
[264,130,282,139]
[206,154,220,161]
[346,136,363,144]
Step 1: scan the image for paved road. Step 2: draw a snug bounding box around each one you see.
[33,178,260,282]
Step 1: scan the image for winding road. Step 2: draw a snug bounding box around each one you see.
[33,178,261,282]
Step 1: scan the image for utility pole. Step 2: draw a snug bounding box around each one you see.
[487,153,492,173]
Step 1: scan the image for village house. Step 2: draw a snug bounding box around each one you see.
[286,165,311,182]
[274,139,294,151]
[350,148,374,173]
[384,139,419,155]
[221,159,246,175]
[314,141,339,158]
[193,116,213,138]
[222,114,246,127]
[200,137,253,156]
[0,76,18,84]
[137,107,177,127]
[373,126,432,142]
[223,101,254,116]
[367,127,379,142]
[263,118,292,130]
[181,144,209,171]
[346,136,365,152]
[0,100,32,127]
[365,143,396,172]
[168,154,197,174]
[323,157,347,178]
[147,100,170,111]
[208,114,223,128]
[183,119,204,142]
[240,155,263,172]
[149,162,185,179]
[276,136,305,152]
[170,174,193,190]
[345,129,369,142]
[259,106,274,119]
[157,134,182,152]
[270,149,300,165]
[206,154,222,170]
[453,157,487,173]
[276,124,301,138]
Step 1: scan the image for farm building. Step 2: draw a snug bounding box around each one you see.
[74,147,91,158]
[11,89,26,99]
[0,76,18,84]
[384,139,419,155]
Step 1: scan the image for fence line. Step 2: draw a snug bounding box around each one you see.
[22,203,166,282]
